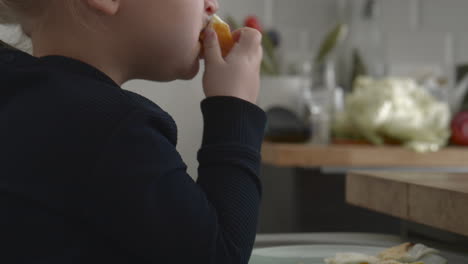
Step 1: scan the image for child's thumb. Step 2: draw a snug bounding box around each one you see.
[203,26,223,65]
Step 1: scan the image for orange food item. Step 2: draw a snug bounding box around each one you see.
[201,15,234,57]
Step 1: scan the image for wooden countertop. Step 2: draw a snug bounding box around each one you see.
[262,142,468,168]
[346,171,468,237]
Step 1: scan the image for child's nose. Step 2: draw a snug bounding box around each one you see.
[205,0,219,16]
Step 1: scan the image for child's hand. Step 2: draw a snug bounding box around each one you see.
[202,26,263,104]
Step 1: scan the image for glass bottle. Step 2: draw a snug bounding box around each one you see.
[336,0,388,90]
[300,58,337,145]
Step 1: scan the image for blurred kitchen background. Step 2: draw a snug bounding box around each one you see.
[122,0,468,238]
[2,0,468,255]
[124,0,468,248]
[119,0,468,180]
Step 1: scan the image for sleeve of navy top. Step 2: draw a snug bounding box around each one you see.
[90,96,266,263]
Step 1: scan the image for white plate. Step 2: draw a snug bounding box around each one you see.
[250,244,387,264]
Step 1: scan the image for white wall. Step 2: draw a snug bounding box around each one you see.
[123,77,205,178]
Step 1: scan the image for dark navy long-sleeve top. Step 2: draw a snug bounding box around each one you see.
[0,48,266,263]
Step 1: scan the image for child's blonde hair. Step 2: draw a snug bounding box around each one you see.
[1,0,98,51]
[0,1,80,51]
[0,0,48,50]
[0,0,15,24]
[0,0,46,25]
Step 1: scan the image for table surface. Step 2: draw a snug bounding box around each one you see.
[262,142,468,169]
[346,171,468,237]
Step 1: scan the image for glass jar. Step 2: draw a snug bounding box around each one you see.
[301,58,338,145]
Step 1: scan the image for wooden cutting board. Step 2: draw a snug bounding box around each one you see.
[262,142,468,168]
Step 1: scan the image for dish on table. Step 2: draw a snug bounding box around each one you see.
[250,243,447,264]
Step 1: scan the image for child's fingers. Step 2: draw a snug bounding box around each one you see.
[230,28,262,57]
[231,29,243,43]
[203,26,223,65]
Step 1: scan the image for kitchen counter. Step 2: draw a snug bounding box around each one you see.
[346,171,468,237]
[262,142,468,170]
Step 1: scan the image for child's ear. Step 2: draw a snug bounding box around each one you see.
[85,0,120,15]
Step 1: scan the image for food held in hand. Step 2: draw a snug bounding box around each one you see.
[324,243,447,264]
[200,14,234,57]
[211,15,234,57]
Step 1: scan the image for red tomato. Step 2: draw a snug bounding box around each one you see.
[451,111,468,145]
[244,16,263,32]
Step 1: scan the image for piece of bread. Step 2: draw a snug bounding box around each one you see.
[324,242,444,264]
[377,243,444,264]
[376,260,423,264]
[377,242,414,261]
